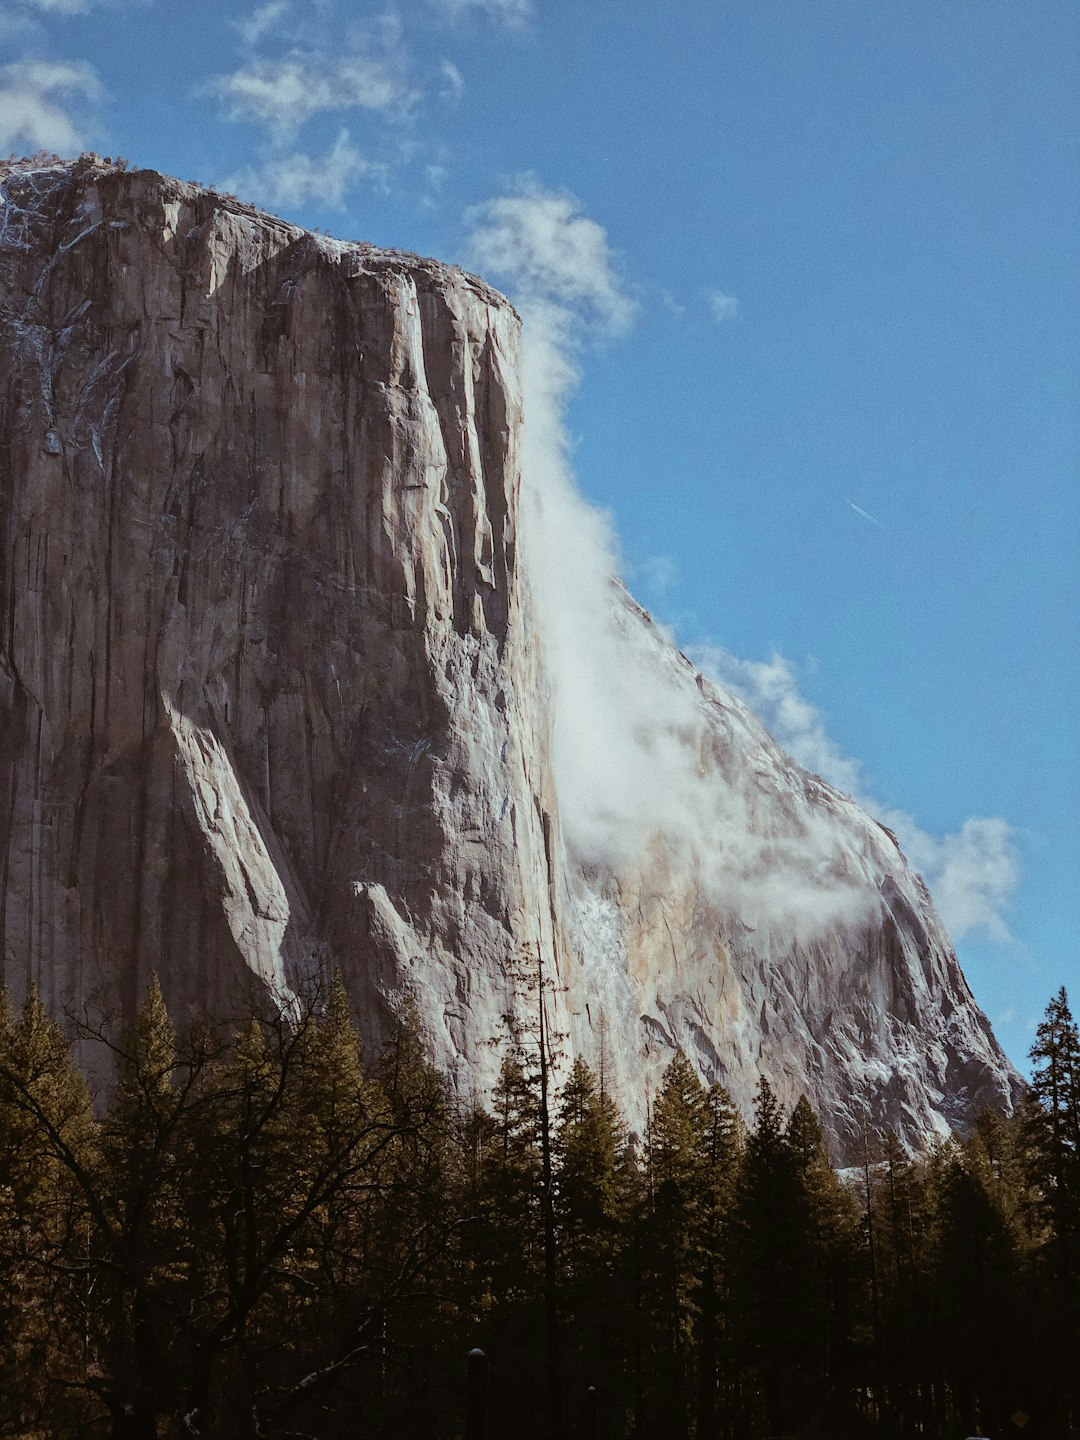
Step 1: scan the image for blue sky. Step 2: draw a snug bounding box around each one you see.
[1,0,1076,1072]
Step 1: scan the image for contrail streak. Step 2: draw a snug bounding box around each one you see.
[848,500,885,528]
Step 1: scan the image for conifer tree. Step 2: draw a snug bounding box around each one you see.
[727,1077,810,1434]
[553,1056,634,1425]
[464,1051,547,1432]
[1028,988,1080,1261]
[366,992,462,1434]
[695,1081,742,1440]
[492,931,568,1436]
[95,976,207,1437]
[787,1097,864,1423]
[930,1132,1027,1437]
[871,1128,934,1433]
[0,987,97,1434]
[640,1050,710,1438]
[1025,987,1080,1430]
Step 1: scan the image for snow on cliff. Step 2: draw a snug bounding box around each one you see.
[0,156,1021,1159]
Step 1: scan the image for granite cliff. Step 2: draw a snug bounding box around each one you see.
[0,156,1021,1159]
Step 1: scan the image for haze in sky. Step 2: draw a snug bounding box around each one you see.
[1,0,1076,1071]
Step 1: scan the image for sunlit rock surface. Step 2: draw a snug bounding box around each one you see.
[0,157,1021,1159]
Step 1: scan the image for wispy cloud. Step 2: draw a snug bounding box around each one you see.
[694,651,863,796]
[436,0,533,26]
[210,49,415,133]
[630,554,680,598]
[438,58,465,100]
[221,128,367,212]
[234,0,292,50]
[659,288,686,318]
[465,178,1018,948]
[0,57,101,155]
[848,500,885,528]
[705,287,738,322]
[18,0,94,12]
[690,646,1021,943]
[205,7,428,214]
[0,0,113,40]
[884,816,1018,945]
[465,190,882,939]
[465,178,636,334]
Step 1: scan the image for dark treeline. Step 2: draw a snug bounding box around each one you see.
[0,977,1077,1440]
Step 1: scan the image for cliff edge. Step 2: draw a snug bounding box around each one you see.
[0,156,1022,1158]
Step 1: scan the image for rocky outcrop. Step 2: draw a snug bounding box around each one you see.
[0,156,1021,1159]
[558,596,1020,1156]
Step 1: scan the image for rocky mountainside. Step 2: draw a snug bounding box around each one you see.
[0,156,1021,1159]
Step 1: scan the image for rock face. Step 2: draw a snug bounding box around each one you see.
[0,156,1021,1159]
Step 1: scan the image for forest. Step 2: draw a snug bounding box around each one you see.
[0,976,1077,1440]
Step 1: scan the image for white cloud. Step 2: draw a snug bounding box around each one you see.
[693,650,863,797]
[464,180,1017,950]
[630,554,679,598]
[705,287,738,322]
[210,48,415,134]
[234,0,292,49]
[438,59,465,100]
[221,128,366,212]
[465,179,636,334]
[464,189,880,939]
[690,646,1020,943]
[437,0,532,25]
[0,58,100,155]
[19,0,93,12]
[878,814,1018,945]
[0,0,109,47]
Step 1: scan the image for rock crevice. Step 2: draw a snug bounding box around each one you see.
[0,157,1020,1158]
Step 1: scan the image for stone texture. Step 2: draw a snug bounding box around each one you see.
[560,598,1022,1158]
[0,156,1021,1159]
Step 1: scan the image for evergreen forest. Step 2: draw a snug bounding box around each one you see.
[0,977,1077,1440]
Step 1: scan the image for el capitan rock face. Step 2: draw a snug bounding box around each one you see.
[0,156,1021,1159]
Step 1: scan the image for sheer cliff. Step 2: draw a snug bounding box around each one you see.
[0,156,1021,1159]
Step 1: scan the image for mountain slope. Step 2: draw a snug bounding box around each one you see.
[0,156,1021,1158]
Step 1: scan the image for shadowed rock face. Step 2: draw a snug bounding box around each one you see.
[0,157,1021,1159]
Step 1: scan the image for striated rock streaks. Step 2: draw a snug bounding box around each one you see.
[0,157,1020,1159]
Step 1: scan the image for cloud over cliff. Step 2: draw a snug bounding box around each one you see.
[464,185,877,937]
[0,58,100,154]
[464,182,1020,947]
[694,647,1020,943]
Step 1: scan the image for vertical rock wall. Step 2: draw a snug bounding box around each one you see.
[0,156,559,1091]
[0,157,1021,1157]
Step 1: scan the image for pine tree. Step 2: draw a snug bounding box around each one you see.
[491,929,568,1437]
[931,1132,1026,1437]
[460,1051,548,1434]
[696,1082,742,1440]
[95,976,191,1437]
[639,1050,710,1439]
[1025,987,1080,1430]
[553,1057,633,1427]
[789,1099,865,1429]
[871,1128,934,1435]
[727,1077,810,1434]
[0,987,97,1434]
[1028,988,1080,1262]
[365,993,461,1436]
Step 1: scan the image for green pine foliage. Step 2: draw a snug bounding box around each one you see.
[1024,986,1080,1428]
[0,980,1076,1438]
[552,1057,636,1431]
[0,988,97,1435]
